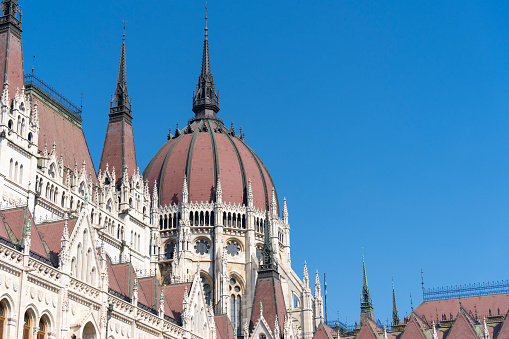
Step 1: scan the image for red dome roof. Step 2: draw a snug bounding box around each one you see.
[143,120,278,212]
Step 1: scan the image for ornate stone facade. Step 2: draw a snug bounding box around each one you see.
[0,1,324,338]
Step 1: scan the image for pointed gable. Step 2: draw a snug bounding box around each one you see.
[497,310,509,339]
[0,207,52,264]
[36,218,77,264]
[400,315,427,339]
[313,323,337,339]
[355,320,378,339]
[446,309,480,339]
[249,271,287,336]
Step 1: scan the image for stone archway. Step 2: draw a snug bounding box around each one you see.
[82,322,97,339]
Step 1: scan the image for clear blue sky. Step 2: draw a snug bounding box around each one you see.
[22,0,509,327]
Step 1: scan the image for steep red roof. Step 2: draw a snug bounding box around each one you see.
[99,119,137,185]
[108,262,136,298]
[496,310,509,339]
[355,320,378,339]
[446,309,479,339]
[162,282,192,323]
[34,94,97,183]
[36,218,77,263]
[138,276,162,311]
[313,323,337,339]
[250,272,287,335]
[215,314,235,339]
[0,27,24,100]
[414,293,509,323]
[0,207,49,263]
[400,315,426,339]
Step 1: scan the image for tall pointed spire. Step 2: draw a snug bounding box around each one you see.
[360,254,374,324]
[392,279,400,325]
[192,2,220,120]
[99,24,137,184]
[110,23,132,120]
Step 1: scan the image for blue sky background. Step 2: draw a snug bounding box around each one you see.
[21,0,509,327]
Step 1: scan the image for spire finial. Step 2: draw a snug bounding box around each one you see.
[110,23,132,119]
[205,1,208,38]
[193,1,220,119]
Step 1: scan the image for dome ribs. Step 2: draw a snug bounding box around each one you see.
[205,120,220,189]
[160,134,194,206]
[144,121,276,210]
[183,123,201,201]
[157,135,185,205]
[189,126,215,203]
[214,132,244,207]
[221,128,248,206]
[248,144,279,216]
[233,138,270,211]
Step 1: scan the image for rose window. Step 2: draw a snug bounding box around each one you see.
[226,240,240,256]
[195,239,210,255]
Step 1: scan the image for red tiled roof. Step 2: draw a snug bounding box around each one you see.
[399,315,426,339]
[355,321,378,339]
[138,276,162,311]
[0,207,49,262]
[109,262,135,298]
[250,273,287,335]
[162,282,192,323]
[496,310,509,339]
[0,30,24,99]
[143,121,278,212]
[36,218,77,263]
[215,314,234,339]
[414,293,509,323]
[99,119,137,185]
[313,323,336,339]
[34,95,97,184]
[446,309,479,339]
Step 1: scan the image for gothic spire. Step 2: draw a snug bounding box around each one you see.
[192,2,220,120]
[110,24,132,121]
[360,254,374,324]
[260,211,278,273]
[392,279,400,325]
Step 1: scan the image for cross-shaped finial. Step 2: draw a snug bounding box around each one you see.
[123,19,127,37]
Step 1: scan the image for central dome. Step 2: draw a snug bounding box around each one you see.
[143,119,278,212]
[144,17,278,212]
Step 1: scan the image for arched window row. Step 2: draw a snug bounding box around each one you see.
[190,211,215,227]
[8,159,23,184]
[159,212,181,230]
[255,217,266,234]
[222,212,246,229]
[20,308,52,339]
